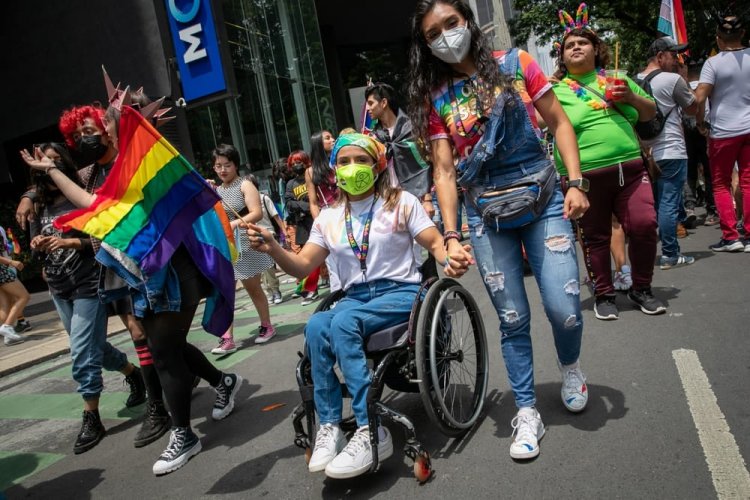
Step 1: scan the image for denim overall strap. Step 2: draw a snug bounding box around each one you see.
[457,49,549,186]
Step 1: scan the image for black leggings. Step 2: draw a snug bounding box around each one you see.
[143,305,222,427]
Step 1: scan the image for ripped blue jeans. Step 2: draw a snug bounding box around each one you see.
[468,183,583,408]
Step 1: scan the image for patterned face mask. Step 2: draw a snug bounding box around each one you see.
[335,163,375,195]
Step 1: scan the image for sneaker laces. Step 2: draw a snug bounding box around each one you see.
[511,413,539,445]
[214,381,229,408]
[160,429,185,461]
[314,424,337,449]
[563,367,585,394]
[341,428,370,457]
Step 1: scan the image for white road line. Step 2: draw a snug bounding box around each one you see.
[672,349,750,499]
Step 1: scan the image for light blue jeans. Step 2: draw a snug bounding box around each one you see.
[51,295,128,401]
[655,158,688,260]
[467,184,583,408]
[305,279,420,426]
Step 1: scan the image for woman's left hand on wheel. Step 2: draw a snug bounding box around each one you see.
[563,187,590,221]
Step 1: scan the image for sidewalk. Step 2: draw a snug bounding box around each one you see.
[0,273,297,378]
[0,290,128,378]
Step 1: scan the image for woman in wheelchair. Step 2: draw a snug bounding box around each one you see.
[248,133,471,479]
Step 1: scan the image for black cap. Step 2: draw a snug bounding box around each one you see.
[718,15,743,34]
[648,36,689,56]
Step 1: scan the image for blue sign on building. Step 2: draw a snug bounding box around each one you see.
[164,0,227,102]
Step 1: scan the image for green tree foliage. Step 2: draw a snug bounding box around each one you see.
[510,0,748,73]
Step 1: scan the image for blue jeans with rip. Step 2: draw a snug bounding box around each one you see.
[467,184,583,408]
[655,158,688,260]
[305,279,420,426]
[51,294,128,401]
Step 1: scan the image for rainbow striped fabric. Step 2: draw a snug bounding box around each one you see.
[658,0,688,48]
[55,106,236,335]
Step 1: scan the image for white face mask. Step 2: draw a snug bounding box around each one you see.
[429,25,472,64]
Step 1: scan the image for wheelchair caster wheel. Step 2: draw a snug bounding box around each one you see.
[413,452,433,483]
[304,447,312,464]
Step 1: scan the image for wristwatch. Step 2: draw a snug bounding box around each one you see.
[567,177,590,193]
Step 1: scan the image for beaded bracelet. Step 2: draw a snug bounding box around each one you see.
[443,230,461,248]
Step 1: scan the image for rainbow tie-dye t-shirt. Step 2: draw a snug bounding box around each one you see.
[428,49,551,159]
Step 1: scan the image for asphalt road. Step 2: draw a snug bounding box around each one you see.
[1,221,749,499]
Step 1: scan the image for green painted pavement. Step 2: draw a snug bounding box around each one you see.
[206,349,258,371]
[0,451,65,491]
[0,393,143,421]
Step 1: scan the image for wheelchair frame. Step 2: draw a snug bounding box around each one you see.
[291,277,489,482]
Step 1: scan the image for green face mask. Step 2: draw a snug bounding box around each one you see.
[335,163,375,195]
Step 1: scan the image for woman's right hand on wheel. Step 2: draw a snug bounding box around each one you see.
[246,222,276,253]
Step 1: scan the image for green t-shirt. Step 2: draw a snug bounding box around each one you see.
[552,70,653,175]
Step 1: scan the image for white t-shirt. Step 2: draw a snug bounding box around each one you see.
[307,191,435,292]
[699,49,750,139]
[638,71,695,160]
[258,193,278,233]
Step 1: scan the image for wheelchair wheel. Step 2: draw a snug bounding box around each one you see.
[314,289,345,313]
[415,278,488,436]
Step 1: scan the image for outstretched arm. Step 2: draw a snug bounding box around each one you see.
[20,148,95,208]
[246,222,327,279]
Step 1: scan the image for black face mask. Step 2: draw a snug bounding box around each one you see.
[75,135,109,164]
[292,163,306,176]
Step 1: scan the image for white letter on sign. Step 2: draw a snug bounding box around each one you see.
[179,24,207,63]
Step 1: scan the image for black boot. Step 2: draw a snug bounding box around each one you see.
[134,400,172,448]
[124,366,147,407]
[74,409,106,454]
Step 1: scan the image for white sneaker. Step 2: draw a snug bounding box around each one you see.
[0,324,24,346]
[509,407,545,460]
[613,265,632,291]
[308,423,345,472]
[325,425,393,479]
[559,361,588,412]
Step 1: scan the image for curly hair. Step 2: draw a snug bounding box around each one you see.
[553,28,611,81]
[406,0,514,158]
[58,105,105,149]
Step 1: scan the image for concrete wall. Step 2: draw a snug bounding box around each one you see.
[0,0,172,194]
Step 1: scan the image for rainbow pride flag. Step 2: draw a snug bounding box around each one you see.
[55,106,237,335]
[658,0,688,48]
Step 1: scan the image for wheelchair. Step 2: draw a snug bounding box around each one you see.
[291,277,489,482]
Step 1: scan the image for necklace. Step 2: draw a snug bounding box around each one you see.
[344,193,379,281]
[447,76,486,137]
[722,47,746,52]
[563,69,608,110]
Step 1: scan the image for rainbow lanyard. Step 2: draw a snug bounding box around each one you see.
[344,193,379,281]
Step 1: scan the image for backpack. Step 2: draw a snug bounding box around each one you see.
[632,69,673,140]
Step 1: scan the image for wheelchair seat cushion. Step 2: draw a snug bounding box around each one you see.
[364,322,409,353]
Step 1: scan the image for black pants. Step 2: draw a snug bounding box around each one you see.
[142,248,221,428]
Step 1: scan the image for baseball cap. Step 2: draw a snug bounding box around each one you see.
[648,36,689,56]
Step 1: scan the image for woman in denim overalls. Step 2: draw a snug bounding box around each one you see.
[407,0,590,460]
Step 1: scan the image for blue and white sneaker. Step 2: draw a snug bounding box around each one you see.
[709,239,744,252]
[510,407,545,460]
[659,254,695,270]
[560,362,588,412]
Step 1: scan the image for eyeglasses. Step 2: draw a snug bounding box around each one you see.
[214,163,234,171]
